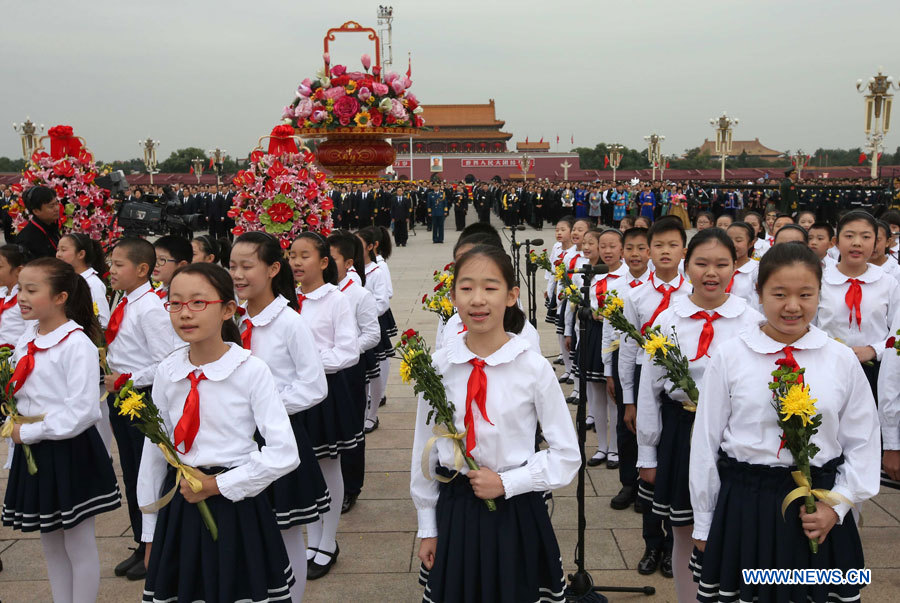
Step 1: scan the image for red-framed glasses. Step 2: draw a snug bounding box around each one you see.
[164,299,225,313]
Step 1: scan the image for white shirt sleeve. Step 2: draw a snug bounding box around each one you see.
[878,318,900,450]
[320,294,360,372]
[131,304,178,388]
[410,391,440,539]
[280,320,328,414]
[635,351,665,468]
[137,371,172,542]
[617,293,642,406]
[356,290,382,353]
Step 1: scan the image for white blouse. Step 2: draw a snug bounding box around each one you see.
[877,311,900,449]
[726,259,759,306]
[0,285,30,349]
[636,295,762,467]
[364,262,390,316]
[689,324,881,541]
[815,264,899,361]
[338,274,381,354]
[239,295,327,414]
[601,268,651,377]
[295,283,359,373]
[106,282,180,388]
[410,334,579,538]
[15,320,101,443]
[375,254,394,299]
[618,272,692,405]
[563,261,627,336]
[545,243,572,299]
[138,344,299,541]
[80,267,110,329]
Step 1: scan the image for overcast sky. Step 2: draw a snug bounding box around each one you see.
[2,0,899,163]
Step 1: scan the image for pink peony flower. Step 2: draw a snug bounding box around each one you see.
[324,86,346,100]
[310,108,327,123]
[296,84,312,97]
[357,87,372,102]
[282,105,295,119]
[372,82,389,96]
[295,99,314,119]
[331,64,346,77]
[339,115,352,126]
[391,79,405,95]
[384,71,398,84]
[390,98,407,120]
[361,54,371,71]
[333,96,361,122]
[406,93,418,105]
[302,78,312,87]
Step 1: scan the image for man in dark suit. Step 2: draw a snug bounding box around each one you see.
[391,186,411,247]
[375,185,393,228]
[15,185,60,258]
[778,168,799,215]
[207,186,227,239]
[474,184,490,223]
[453,183,468,231]
[331,187,344,229]
[357,183,374,228]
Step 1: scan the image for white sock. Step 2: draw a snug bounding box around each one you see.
[281,525,307,602]
[65,518,100,603]
[367,362,388,425]
[41,529,73,603]
[557,334,571,373]
[586,382,607,453]
[312,457,344,566]
[672,525,698,603]
[607,393,619,455]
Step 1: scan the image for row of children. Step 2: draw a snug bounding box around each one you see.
[0,222,400,602]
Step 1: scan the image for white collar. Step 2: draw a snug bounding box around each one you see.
[165,342,251,382]
[672,293,746,319]
[447,332,530,367]
[245,295,289,327]
[823,263,884,285]
[124,281,154,302]
[298,282,336,300]
[376,255,385,264]
[649,271,685,290]
[740,322,828,354]
[80,267,97,279]
[736,260,758,274]
[3,284,19,300]
[32,319,82,348]
[365,262,379,275]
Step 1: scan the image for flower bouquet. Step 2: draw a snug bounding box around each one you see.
[6,125,122,247]
[595,292,644,347]
[0,347,39,475]
[114,380,218,540]
[228,126,334,248]
[640,326,699,410]
[553,262,583,306]
[887,330,900,356]
[282,54,425,131]
[398,329,496,511]
[422,263,455,322]
[528,250,553,273]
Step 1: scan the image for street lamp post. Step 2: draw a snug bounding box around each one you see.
[607,143,623,182]
[644,134,664,181]
[191,158,205,184]
[792,150,811,179]
[709,112,739,182]
[12,117,45,160]
[208,148,227,187]
[520,153,531,181]
[140,138,160,185]
[856,67,897,179]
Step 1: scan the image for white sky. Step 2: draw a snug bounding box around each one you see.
[2,0,899,162]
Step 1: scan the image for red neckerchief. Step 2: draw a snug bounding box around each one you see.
[28,219,58,250]
[173,371,207,454]
[464,358,493,457]
[774,345,803,457]
[640,272,684,335]
[240,319,253,349]
[297,293,307,313]
[0,293,18,322]
[105,288,153,345]
[689,311,722,361]
[340,280,353,292]
[844,278,863,328]
[595,274,620,307]
[7,328,81,395]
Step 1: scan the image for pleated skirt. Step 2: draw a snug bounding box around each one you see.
[375,313,396,360]
[418,467,566,603]
[363,348,381,383]
[2,426,121,533]
[142,467,295,603]
[299,369,364,459]
[554,299,567,336]
[691,453,865,603]
[544,289,558,326]
[571,319,604,382]
[637,394,694,526]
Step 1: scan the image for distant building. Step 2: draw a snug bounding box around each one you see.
[516,141,551,153]
[393,99,513,154]
[697,137,783,162]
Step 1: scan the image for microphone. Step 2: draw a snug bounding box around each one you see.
[503,225,527,231]
[573,263,610,276]
[526,238,544,246]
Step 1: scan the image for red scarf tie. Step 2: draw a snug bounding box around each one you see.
[105,298,128,345]
[7,330,80,395]
[567,253,582,276]
[297,293,307,313]
[155,288,167,299]
[641,274,684,335]
[0,294,18,323]
[240,319,253,349]
[725,271,737,293]
[173,371,207,454]
[689,311,722,361]
[774,346,804,385]
[595,274,620,307]
[629,279,641,288]
[844,278,863,328]
[464,359,494,458]
[340,280,353,292]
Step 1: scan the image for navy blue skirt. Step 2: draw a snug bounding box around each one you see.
[572,318,604,382]
[381,308,398,337]
[263,413,331,528]
[554,299,567,335]
[545,291,558,326]
[363,348,381,383]
[376,313,396,360]
[691,453,865,603]
[299,369,364,459]
[2,426,121,533]
[143,467,294,603]
[639,394,694,526]
[418,467,566,603]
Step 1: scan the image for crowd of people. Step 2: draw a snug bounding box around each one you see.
[0,174,899,603]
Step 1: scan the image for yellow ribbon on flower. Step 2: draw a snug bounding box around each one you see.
[780,470,855,519]
[0,403,44,437]
[138,443,206,514]
[601,340,620,354]
[421,423,467,484]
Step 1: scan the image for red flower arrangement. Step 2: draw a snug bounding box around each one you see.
[5,125,122,247]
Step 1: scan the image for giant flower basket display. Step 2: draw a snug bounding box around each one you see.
[7,125,122,245]
[228,125,334,248]
[279,20,424,179]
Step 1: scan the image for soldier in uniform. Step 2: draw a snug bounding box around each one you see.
[452,182,468,231]
[777,168,799,215]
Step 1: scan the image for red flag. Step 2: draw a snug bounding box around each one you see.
[189,166,194,174]
[570,134,574,144]
[604,156,610,168]
[666,161,670,169]
[539,137,543,144]
[208,157,214,169]
[878,152,883,160]
[556,135,560,144]
[406,55,412,78]
[858,153,867,164]
[526,136,529,144]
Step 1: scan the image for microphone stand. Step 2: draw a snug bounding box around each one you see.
[523,236,544,328]
[564,263,655,602]
[507,225,526,287]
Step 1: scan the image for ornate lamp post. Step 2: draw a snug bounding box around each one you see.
[12,117,44,160]
[607,143,623,182]
[644,134,664,181]
[208,148,227,187]
[792,149,811,179]
[709,112,738,182]
[518,152,532,181]
[856,67,896,179]
[140,138,160,185]
[191,158,205,184]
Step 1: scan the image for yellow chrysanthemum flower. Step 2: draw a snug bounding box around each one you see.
[565,284,578,296]
[118,390,146,421]
[399,360,412,384]
[554,264,566,281]
[643,333,672,358]
[93,302,99,317]
[779,384,818,426]
[601,296,624,318]
[440,297,454,315]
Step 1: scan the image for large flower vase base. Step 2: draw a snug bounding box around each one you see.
[297,127,417,180]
